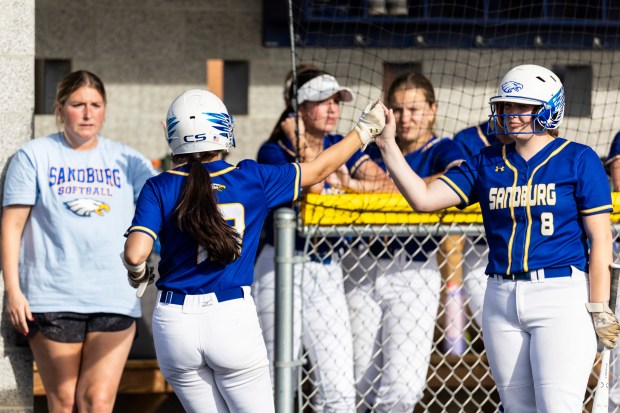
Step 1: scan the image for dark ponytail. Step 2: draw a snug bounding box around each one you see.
[172,152,242,263]
[267,107,293,143]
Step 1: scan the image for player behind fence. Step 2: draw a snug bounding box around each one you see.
[253,69,391,412]
[373,64,620,412]
[121,89,387,413]
[341,71,465,411]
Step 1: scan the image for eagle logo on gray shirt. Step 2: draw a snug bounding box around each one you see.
[64,199,110,217]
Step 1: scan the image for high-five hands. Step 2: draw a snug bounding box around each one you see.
[373,107,396,150]
[354,100,388,148]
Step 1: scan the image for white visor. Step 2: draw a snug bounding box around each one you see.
[297,74,354,105]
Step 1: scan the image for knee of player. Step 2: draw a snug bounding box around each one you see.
[77,386,117,412]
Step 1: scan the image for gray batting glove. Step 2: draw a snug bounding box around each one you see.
[354,100,386,148]
[586,301,620,349]
[127,266,155,289]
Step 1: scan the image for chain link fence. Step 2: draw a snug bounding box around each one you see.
[273,194,616,412]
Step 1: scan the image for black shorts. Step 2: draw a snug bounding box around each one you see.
[26,312,137,343]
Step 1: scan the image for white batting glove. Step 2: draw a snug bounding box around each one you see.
[586,301,620,349]
[354,101,386,148]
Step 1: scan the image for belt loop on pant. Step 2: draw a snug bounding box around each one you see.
[159,287,245,306]
[488,266,573,282]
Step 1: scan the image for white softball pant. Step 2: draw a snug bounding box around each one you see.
[342,248,441,413]
[152,287,275,413]
[482,268,596,413]
[253,244,356,412]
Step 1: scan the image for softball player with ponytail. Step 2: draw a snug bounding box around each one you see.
[121,89,386,413]
[374,64,620,412]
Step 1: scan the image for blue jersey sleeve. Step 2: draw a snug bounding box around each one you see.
[439,156,480,208]
[239,160,301,209]
[576,147,613,215]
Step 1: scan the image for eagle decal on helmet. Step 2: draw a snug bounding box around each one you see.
[501,81,524,93]
[64,199,111,217]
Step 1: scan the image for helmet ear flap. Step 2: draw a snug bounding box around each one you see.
[490,102,506,134]
[532,105,548,132]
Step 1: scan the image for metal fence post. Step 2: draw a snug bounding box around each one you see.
[274,208,296,413]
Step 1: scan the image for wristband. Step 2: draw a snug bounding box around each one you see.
[586,301,611,313]
[120,252,146,273]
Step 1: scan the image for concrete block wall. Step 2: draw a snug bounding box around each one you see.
[34,0,293,165]
[33,0,620,163]
[0,0,35,411]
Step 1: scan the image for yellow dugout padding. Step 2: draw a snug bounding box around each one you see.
[301,192,620,226]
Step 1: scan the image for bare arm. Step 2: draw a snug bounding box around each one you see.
[299,101,386,188]
[299,131,363,187]
[611,159,620,192]
[375,110,461,211]
[583,212,613,302]
[1,205,33,334]
[351,160,398,193]
[123,232,154,267]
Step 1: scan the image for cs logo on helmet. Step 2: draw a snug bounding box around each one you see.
[184,133,212,143]
[501,81,524,93]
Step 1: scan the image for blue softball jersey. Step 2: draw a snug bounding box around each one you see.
[365,136,464,177]
[126,159,301,294]
[452,121,506,161]
[257,134,368,254]
[365,136,465,260]
[439,138,613,275]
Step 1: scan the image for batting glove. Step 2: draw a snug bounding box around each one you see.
[120,252,155,289]
[586,301,620,349]
[354,101,386,148]
[127,265,155,289]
